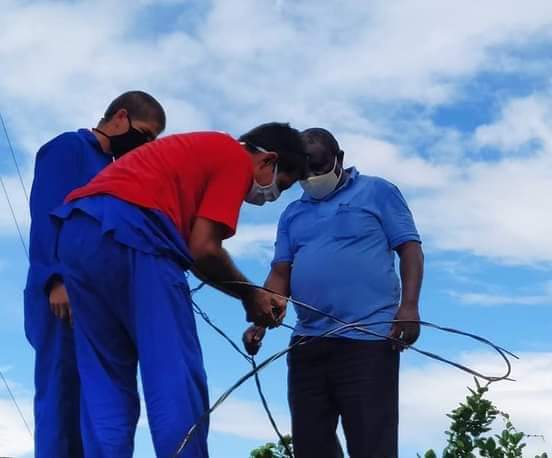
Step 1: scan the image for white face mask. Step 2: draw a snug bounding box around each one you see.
[300,157,342,200]
[245,163,281,206]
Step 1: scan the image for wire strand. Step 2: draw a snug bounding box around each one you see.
[174,280,518,455]
[220,281,517,381]
[189,286,294,456]
[0,114,33,439]
[174,320,362,455]
[0,112,29,259]
[0,174,28,258]
[0,112,29,202]
[0,370,33,438]
[252,358,294,458]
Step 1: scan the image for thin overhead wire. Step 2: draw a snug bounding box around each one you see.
[0,114,32,439]
[0,112,29,202]
[0,370,33,438]
[0,111,29,258]
[0,173,28,259]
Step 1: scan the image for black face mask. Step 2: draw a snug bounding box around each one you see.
[95,115,152,159]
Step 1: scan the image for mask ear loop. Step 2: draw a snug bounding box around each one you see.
[306,155,339,180]
[240,141,280,191]
[332,155,343,182]
[239,141,270,154]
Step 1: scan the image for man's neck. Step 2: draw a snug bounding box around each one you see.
[91,128,111,154]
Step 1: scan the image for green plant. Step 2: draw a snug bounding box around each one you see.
[249,435,293,458]
[249,380,549,458]
[419,378,548,458]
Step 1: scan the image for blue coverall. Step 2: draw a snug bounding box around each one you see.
[24,129,111,457]
[52,195,209,458]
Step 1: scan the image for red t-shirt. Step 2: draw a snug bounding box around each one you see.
[66,132,254,241]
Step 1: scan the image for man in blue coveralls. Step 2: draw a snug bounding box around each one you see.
[243,128,424,458]
[24,91,165,457]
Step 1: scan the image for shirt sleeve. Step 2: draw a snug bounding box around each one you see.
[272,210,293,265]
[28,134,83,292]
[374,179,421,249]
[196,142,253,239]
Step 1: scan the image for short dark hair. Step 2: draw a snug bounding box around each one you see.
[103,90,166,132]
[302,127,343,158]
[239,122,307,178]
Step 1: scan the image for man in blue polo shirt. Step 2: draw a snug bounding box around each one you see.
[24,91,165,457]
[243,128,424,458]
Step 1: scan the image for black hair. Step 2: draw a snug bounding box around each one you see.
[239,122,307,178]
[302,127,344,160]
[103,90,166,132]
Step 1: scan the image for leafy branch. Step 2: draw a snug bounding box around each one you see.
[420,378,547,458]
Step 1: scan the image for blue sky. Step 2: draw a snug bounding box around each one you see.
[1,1,552,456]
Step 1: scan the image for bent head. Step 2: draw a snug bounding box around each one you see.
[300,127,345,199]
[239,122,307,205]
[95,91,166,158]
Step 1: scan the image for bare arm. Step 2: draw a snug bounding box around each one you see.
[264,262,291,297]
[189,217,284,327]
[389,241,424,347]
[243,262,291,355]
[397,241,424,311]
[189,217,251,299]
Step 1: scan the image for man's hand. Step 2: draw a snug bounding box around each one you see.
[388,305,420,351]
[49,282,72,322]
[243,289,287,328]
[242,325,267,356]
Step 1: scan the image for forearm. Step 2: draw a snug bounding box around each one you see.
[264,265,291,297]
[398,242,424,310]
[192,246,253,300]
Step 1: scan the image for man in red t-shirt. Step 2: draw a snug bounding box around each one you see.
[52,123,307,458]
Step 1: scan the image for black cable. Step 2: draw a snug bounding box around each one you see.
[174,280,519,455]
[175,318,372,456]
[252,358,293,458]
[220,281,518,381]
[191,298,251,362]
[189,285,294,457]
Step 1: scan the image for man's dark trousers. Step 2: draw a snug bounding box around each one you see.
[288,337,399,458]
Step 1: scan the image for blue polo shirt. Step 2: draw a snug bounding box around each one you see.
[273,167,421,340]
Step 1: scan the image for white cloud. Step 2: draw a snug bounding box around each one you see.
[0,372,33,457]
[0,175,30,237]
[0,399,33,457]
[452,292,550,306]
[412,99,552,264]
[475,94,552,152]
[223,224,277,261]
[342,133,457,190]
[2,0,552,142]
[211,397,290,441]
[400,352,552,456]
[2,0,552,267]
[337,91,552,265]
[449,281,552,306]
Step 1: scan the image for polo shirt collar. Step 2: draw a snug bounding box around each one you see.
[300,166,359,202]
